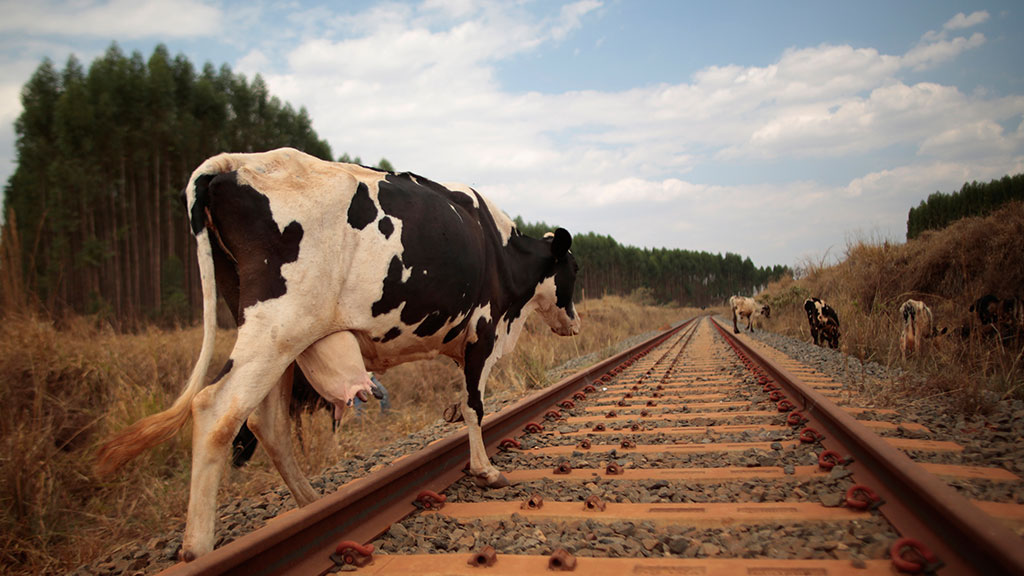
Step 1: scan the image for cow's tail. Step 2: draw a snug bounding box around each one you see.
[95,166,223,478]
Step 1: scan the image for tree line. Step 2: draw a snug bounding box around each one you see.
[1,44,785,327]
[515,219,789,306]
[907,173,1024,240]
[1,44,392,328]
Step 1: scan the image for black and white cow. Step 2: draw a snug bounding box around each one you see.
[804,297,840,349]
[729,295,770,333]
[968,293,1023,343]
[96,148,581,560]
[899,299,945,359]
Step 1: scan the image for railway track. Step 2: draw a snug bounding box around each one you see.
[158,315,1024,576]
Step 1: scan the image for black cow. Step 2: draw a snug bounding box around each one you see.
[97,148,581,560]
[969,293,1023,343]
[804,297,840,349]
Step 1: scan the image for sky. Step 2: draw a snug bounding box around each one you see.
[1,0,1022,270]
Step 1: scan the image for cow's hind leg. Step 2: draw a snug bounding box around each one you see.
[180,351,292,561]
[247,363,319,506]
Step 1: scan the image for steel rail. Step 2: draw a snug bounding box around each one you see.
[711,317,1024,576]
[157,317,698,576]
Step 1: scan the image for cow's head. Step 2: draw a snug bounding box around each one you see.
[803,298,817,320]
[536,228,581,336]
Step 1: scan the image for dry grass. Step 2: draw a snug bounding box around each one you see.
[758,201,1024,410]
[0,296,690,575]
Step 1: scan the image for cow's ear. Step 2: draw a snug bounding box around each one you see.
[551,228,572,259]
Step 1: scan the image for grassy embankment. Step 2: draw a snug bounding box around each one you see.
[756,201,1024,410]
[0,294,690,574]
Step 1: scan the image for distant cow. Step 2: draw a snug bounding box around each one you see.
[969,294,1001,327]
[968,293,1023,343]
[899,299,945,359]
[804,297,840,348]
[96,148,581,561]
[729,295,770,333]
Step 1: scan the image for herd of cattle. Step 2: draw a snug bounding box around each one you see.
[92,147,1020,562]
[730,292,1023,358]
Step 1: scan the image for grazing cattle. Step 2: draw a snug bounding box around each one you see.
[729,295,770,333]
[899,299,944,359]
[96,148,581,561]
[969,294,1001,327]
[968,293,1024,343]
[1002,297,1024,342]
[803,297,840,349]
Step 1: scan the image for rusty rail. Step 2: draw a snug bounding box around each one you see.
[157,318,697,576]
[711,317,1024,576]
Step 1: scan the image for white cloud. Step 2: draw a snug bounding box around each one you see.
[944,11,990,31]
[247,3,1020,266]
[236,49,271,78]
[0,0,222,39]
[582,177,700,206]
[550,0,603,42]
[903,31,985,71]
[0,3,1019,267]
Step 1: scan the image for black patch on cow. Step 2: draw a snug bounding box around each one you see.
[551,230,578,319]
[902,302,916,324]
[372,256,407,317]
[378,327,401,343]
[378,217,394,239]
[444,316,472,344]
[347,182,377,231]
[212,236,242,324]
[414,311,449,338]
[231,422,258,467]
[212,359,234,384]
[372,174,484,336]
[204,172,304,315]
[190,173,216,236]
[369,173,579,348]
[463,316,496,425]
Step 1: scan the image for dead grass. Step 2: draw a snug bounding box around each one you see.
[0,295,690,575]
[759,201,1024,410]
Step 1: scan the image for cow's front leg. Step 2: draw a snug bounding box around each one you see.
[461,398,508,488]
[460,323,508,488]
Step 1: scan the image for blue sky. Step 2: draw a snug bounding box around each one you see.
[1,1,1022,270]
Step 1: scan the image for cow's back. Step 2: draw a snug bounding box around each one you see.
[190,147,517,368]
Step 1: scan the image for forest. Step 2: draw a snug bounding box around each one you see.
[515,219,787,306]
[1,45,786,327]
[906,172,1024,239]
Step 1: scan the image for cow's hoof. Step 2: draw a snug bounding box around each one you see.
[179,548,196,563]
[473,472,510,488]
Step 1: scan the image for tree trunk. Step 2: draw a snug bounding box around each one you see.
[152,146,162,314]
